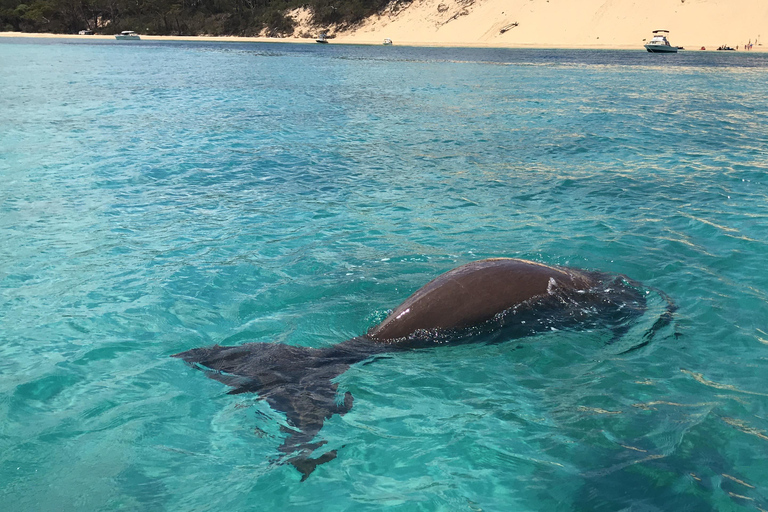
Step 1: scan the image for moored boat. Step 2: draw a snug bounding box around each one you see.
[644,30,677,53]
[115,31,140,40]
[316,33,329,44]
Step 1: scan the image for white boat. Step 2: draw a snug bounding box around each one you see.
[316,33,329,44]
[115,31,140,40]
[644,30,677,53]
[383,38,393,45]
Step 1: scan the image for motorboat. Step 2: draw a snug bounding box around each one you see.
[316,33,329,44]
[717,45,736,51]
[115,31,140,40]
[644,30,677,53]
[383,38,393,45]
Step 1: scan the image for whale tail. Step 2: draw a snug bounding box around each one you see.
[172,341,368,480]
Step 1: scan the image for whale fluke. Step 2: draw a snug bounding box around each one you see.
[172,339,383,478]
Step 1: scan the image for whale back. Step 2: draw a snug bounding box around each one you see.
[368,258,595,341]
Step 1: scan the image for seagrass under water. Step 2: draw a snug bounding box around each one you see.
[1,38,767,511]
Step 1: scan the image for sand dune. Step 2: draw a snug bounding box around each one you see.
[334,0,768,50]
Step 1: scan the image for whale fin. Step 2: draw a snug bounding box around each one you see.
[172,342,356,479]
[618,287,679,354]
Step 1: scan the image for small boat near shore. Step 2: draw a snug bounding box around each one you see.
[383,38,393,45]
[316,33,329,44]
[717,45,736,51]
[115,31,140,40]
[644,30,677,53]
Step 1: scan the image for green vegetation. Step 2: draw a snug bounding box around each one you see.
[0,0,405,36]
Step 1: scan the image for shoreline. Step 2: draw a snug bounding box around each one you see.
[4,0,767,52]
[2,31,766,52]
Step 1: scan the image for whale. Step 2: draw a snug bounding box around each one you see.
[173,258,675,479]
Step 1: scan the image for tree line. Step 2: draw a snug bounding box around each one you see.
[1,0,404,36]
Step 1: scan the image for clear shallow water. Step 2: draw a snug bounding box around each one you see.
[1,38,768,511]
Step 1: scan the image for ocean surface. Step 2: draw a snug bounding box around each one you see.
[1,37,768,511]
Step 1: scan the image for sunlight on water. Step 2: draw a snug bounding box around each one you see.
[1,38,768,511]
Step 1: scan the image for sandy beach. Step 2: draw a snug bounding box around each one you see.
[2,0,767,50]
[335,0,768,50]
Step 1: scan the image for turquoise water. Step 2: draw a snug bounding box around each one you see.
[1,38,768,511]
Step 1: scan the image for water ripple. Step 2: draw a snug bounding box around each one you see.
[2,39,768,511]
